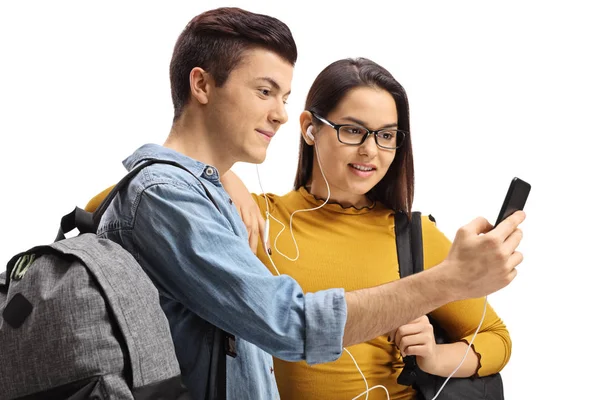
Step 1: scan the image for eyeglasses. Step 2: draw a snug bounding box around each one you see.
[311,112,406,150]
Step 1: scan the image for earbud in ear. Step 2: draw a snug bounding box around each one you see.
[306,126,314,140]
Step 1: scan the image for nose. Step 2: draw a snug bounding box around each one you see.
[269,99,288,126]
[358,133,378,157]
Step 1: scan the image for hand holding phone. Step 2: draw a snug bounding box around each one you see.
[442,177,529,299]
[494,177,531,228]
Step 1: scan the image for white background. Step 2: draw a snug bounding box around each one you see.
[1,1,598,398]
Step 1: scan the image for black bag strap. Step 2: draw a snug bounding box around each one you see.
[394,213,505,398]
[52,158,230,398]
[55,159,221,242]
[9,160,211,282]
[394,211,429,388]
[394,211,423,278]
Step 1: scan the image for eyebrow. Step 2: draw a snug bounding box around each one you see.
[340,116,398,130]
[256,77,291,96]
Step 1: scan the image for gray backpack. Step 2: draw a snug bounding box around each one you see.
[0,160,199,399]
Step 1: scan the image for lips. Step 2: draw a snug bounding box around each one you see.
[349,163,376,172]
[348,163,377,178]
[256,129,275,139]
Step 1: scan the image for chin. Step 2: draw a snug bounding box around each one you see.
[243,150,267,164]
[344,183,373,197]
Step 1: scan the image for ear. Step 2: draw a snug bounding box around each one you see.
[189,67,213,105]
[300,110,315,146]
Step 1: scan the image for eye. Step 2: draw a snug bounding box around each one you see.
[259,88,271,96]
[343,126,364,135]
[379,131,396,141]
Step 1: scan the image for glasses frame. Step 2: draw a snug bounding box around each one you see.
[311,112,406,150]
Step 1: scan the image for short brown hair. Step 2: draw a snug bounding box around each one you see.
[294,58,414,214]
[169,7,297,121]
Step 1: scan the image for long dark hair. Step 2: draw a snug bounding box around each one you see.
[293,58,414,214]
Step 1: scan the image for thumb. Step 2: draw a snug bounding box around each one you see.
[464,216,494,236]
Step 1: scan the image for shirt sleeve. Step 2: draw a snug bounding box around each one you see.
[132,182,347,365]
[422,216,512,376]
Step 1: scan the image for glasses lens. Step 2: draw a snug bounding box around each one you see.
[375,130,403,149]
[338,125,369,144]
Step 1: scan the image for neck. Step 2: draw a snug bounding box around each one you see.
[164,111,233,174]
[308,173,372,209]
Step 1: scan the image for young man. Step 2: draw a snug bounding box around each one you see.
[90,7,526,399]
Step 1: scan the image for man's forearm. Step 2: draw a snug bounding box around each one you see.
[343,263,455,347]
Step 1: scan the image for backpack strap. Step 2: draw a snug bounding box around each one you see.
[55,159,221,242]
[394,211,428,387]
[394,211,423,278]
[51,158,231,397]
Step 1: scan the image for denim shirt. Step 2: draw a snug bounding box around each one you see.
[98,144,347,399]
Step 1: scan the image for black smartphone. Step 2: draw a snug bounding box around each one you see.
[494,177,531,227]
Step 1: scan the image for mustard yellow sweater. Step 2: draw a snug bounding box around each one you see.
[252,188,511,400]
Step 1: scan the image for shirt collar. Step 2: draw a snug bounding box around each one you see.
[123,143,221,183]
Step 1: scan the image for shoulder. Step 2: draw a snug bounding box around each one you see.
[85,185,115,212]
[417,213,453,269]
[135,163,206,190]
[251,190,299,213]
[419,213,446,238]
[99,164,220,230]
[85,164,204,213]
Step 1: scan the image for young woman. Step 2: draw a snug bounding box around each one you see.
[223,58,511,400]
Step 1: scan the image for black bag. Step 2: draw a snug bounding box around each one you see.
[394,212,505,400]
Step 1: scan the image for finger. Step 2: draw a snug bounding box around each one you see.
[403,344,429,358]
[498,265,519,290]
[506,251,523,270]
[240,207,251,233]
[493,211,526,240]
[395,317,429,338]
[461,216,494,236]
[398,334,427,356]
[250,225,259,254]
[502,228,523,252]
[242,208,259,254]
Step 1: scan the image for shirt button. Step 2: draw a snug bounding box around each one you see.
[229,198,233,205]
[205,167,215,176]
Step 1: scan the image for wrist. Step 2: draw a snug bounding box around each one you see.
[425,261,460,304]
[420,342,479,378]
[417,344,443,375]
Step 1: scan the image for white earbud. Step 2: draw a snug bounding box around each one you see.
[306,125,314,140]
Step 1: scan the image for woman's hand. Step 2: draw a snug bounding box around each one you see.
[393,315,439,374]
[221,171,270,255]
